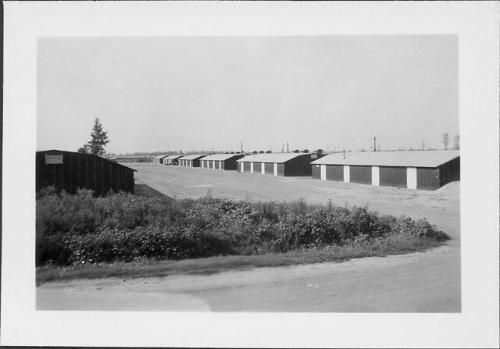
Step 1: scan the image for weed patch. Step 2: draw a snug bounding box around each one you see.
[36,188,449,268]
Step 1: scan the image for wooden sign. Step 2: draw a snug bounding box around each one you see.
[45,154,63,164]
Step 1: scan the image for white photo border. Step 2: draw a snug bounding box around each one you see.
[2,1,499,347]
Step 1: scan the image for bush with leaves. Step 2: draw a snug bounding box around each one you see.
[36,189,448,266]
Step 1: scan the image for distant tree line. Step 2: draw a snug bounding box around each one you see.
[102,131,460,158]
[110,148,326,157]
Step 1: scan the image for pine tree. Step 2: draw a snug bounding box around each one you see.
[86,118,110,156]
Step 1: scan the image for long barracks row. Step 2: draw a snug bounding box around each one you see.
[155,150,460,191]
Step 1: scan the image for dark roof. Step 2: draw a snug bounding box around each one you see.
[37,149,137,171]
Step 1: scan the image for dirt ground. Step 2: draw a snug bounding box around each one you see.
[37,164,461,312]
[133,164,459,230]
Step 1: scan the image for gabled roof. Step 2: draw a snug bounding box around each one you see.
[236,153,313,164]
[179,154,207,160]
[36,149,137,171]
[164,154,183,160]
[112,155,149,159]
[202,153,244,161]
[311,150,460,168]
[154,154,169,159]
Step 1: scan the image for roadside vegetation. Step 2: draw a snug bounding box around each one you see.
[36,187,449,284]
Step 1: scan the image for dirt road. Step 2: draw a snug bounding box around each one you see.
[37,164,460,312]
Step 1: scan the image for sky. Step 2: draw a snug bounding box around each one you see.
[37,36,458,154]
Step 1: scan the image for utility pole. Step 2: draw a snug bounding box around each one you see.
[373,136,377,152]
[442,133,449,150]
[286,142,289,153]
[240,141,243,153]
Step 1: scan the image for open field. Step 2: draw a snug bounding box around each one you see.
[37,163,460,312]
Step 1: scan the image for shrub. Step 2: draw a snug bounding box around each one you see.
[65,225,236,264]
[36,232,73,266]
[36,192,448,266]
[36,188,100,236]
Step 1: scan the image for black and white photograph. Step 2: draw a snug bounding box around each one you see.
[35,35,461,312]
[2,2,499,348]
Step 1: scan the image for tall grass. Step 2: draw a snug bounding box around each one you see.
[36,187,449,266]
